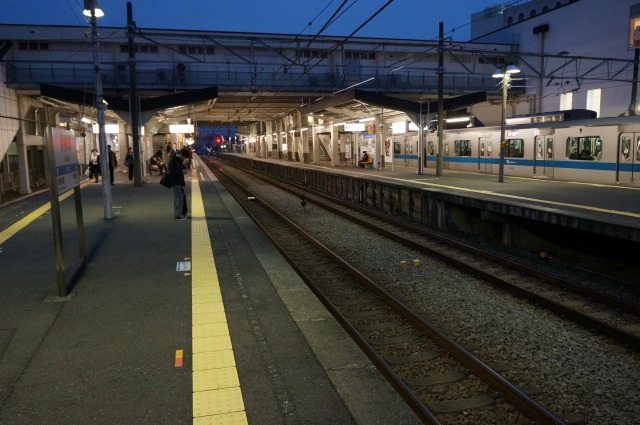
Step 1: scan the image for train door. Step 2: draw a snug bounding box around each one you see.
[617,133,638,184]
[478,137,492,173]
[404,138,411,166]
[533,135,554,178]
[443,139,450,169]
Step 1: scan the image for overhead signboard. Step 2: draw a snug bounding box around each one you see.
[344,123,365,132]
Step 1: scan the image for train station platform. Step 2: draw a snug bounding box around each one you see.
[0,158,422,424]
[242,155,640,232]
[224,154,639,258]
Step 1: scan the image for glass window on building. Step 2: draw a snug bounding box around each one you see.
[629,4,640,47]
[560,92,572,111]
[586,89,601,117]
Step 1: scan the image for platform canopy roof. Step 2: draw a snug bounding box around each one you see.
[39,83,485,131]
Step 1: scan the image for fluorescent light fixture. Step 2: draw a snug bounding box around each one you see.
[92,123,119,134]
[506,64,520,74]
[333,122,345,127]
[83,0,104,17]
[81,116,92,124]
[359,117,376,122]
[492,69,505,78]
[493,64,520,79]
[169,124,194,134]
[446,117,470,123]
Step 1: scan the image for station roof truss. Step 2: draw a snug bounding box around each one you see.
[300,89,487,126]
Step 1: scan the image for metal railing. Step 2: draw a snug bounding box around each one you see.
[6,60,518,95]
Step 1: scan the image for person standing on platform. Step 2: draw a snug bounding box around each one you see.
[89,148,100,183]
[107,145,118,185]
[180,143,193,169]
[124,147,134,181]
[167,145,188,220]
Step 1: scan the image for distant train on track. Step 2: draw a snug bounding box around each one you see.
[391,110,640,186]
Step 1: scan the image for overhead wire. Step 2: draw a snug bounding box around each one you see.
[231,0,396,122]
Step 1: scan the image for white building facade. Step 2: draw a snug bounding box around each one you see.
[471,0,640,118]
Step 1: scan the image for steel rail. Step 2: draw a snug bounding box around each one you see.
[208,160,566,425]
[223,159,640,350]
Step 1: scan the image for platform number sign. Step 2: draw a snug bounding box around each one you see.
[52,127,80,194]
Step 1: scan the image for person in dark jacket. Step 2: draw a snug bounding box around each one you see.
[167,145,188,220]
[107,145,118,185]
[124,147,134,180]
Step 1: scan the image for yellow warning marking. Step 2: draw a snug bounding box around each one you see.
[190,167,246,423]
[192,311,228,325]
[192,292,224,305]
[175,349,184,368]
[193,367,240,392]
[0,181,92,246]
[193,411,248,425]
[192,334,233,354]
[193,350,236,371]
[193,386,245,417]
[192,322,231,339]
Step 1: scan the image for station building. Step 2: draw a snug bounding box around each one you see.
[0,0,638,199]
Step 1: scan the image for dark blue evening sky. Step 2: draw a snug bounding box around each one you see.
[1,0,517,41]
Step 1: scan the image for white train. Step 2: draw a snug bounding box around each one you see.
[391,111,640,186]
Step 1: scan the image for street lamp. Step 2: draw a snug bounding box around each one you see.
[492,64,520,183]
[84,0,113,219]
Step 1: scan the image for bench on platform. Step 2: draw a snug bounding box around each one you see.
[148,160,162,175]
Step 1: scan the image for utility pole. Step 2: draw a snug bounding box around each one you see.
[86,0,113,219]
[436,22,444,177]
[127,2,142,186]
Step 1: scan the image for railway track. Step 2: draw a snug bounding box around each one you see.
[205,159,568,424]
[212,157,640,351]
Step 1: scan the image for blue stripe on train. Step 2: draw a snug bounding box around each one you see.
[398,155,640,172]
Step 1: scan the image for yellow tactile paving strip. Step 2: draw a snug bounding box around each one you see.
[0,181,91,245]
[190,167,248,425]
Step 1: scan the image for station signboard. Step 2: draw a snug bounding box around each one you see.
[52,127,80,194]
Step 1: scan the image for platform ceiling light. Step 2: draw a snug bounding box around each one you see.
[83,0,104,17]
[359,117,376,122]
[492,64,520,79]
[391,121,407,134]
[81,116,92,124]
[445,117,471,123]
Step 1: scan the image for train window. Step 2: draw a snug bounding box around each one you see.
[621,136,631,161]
[506,139,524,158]
[455,140,471,156]
[427,141,434,155]
[546,138,553,159]
[566,136,601,160]
[636,137,640,160]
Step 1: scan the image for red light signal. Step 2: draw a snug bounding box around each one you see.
[215,136,222,144]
